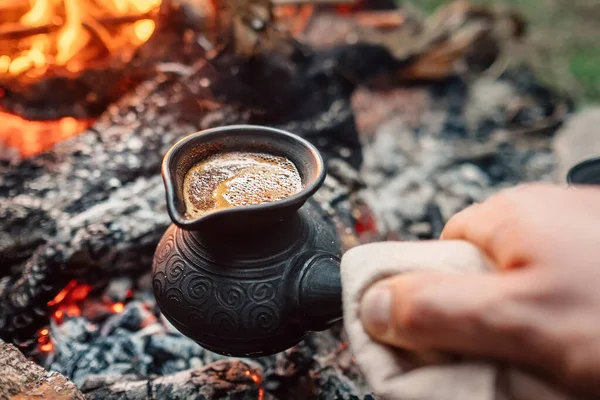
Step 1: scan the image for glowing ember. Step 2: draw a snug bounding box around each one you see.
[47,280,77,306]
[47,280,92,324]
[111,302,125,313]
[245,369,264,400]
[37,327,54,353]
[40,280,132,353]
[69,282,93,302]
[40,341,54,353]
[353,205,378,235]
[53,309,64,322]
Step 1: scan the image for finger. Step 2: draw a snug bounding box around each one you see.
[359,271,557,369]
[441,189,533,270]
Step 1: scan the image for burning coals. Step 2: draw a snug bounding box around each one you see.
[33,273,371,400]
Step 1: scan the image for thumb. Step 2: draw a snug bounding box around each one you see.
[360,270,550,367]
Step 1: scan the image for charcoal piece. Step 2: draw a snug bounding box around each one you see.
[102,277,133,303]
[99,302,155,335]
[0,339,84,400]
[0,41,387,346]
[0,67,148,120]
[52,318,95,343]
[81,360,263,400]
[315,367,368,400]
[50,321,152,386]
[160,359,189,375]
[147,334,205,361]
[500,66,574,129]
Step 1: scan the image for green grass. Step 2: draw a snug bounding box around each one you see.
[401,0,600,104]
[569,47,600,100]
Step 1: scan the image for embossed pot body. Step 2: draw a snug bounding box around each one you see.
[152,125,343,357]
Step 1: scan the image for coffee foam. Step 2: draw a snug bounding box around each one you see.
[183,152,302,218]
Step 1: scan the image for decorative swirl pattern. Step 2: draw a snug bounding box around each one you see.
[184,274,212,302]
[165,288,184,315]
[166,256,186,283]
[215,283,246,310]
[209,311,239,335]
[248,282,277,304]
[155,235,174,264]
[248,304,279,334]
[151,197,342,355]
[152,275,165,298]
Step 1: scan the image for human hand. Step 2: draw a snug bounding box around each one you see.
[358,184,600,395]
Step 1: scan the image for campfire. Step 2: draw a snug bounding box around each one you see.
[0,0,160,77]
[0,1,570,399]
[0,0,161,157]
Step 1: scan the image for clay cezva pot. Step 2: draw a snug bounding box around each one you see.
[152,125,343,357]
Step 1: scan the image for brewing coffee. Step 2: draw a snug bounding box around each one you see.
[183,151,302,218]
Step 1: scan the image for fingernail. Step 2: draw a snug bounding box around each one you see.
[360,285,392,336]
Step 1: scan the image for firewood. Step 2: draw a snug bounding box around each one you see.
[0,339,84,400]
[0,22,60,40]
[81,360,262,399]
[0,11,156,41]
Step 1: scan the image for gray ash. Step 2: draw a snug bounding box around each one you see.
[357,69,568,241]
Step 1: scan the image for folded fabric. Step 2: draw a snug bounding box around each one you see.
[341,241,577,400]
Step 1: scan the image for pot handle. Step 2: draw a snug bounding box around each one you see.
[288,252,343,331]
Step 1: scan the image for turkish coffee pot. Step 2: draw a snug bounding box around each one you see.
[152,125,344,357]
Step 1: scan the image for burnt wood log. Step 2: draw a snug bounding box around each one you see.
[80,360,263,400]
[0,42,395,347]
[0,339,84,400]
[0,5,204,121]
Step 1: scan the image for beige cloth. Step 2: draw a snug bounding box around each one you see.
[341,241,579,400]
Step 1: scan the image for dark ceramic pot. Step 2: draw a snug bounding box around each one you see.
[152,125,343,357]
[567,157,600,186]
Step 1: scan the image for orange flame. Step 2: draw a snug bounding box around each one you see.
[0,0,162,157]
[0,109,94,157]
[1,0,162,77]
